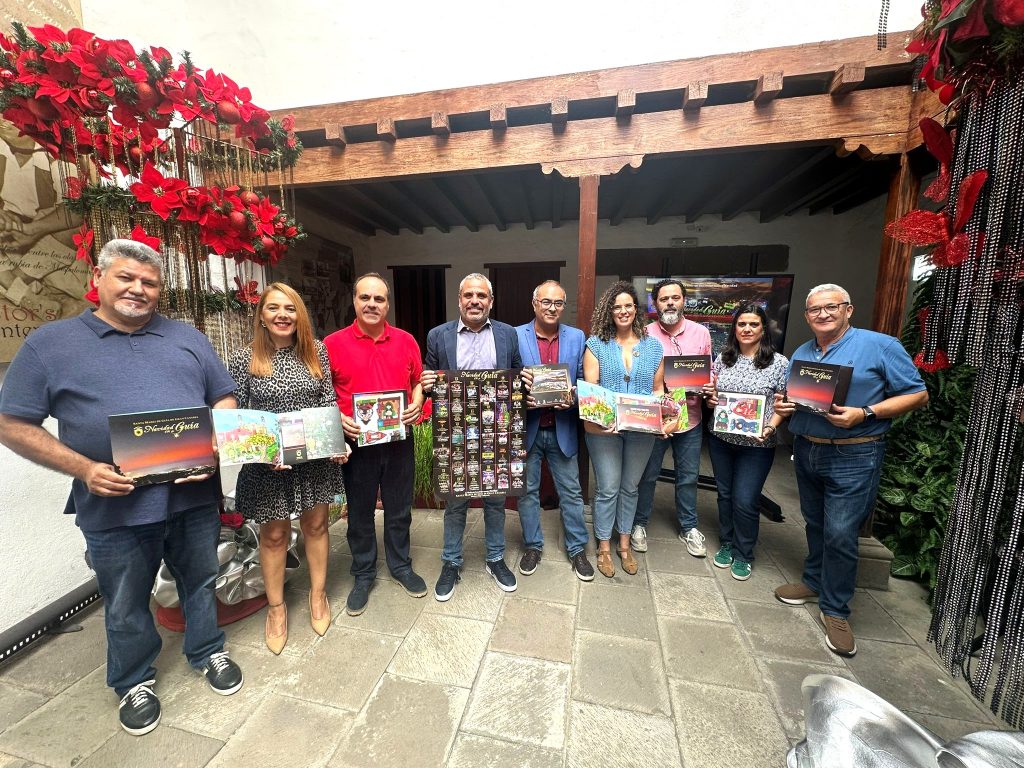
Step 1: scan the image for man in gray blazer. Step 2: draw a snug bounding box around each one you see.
[515,280,593,581]
[421,273,523,601]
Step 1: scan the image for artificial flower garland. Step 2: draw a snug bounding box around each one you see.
[0,22,305,269]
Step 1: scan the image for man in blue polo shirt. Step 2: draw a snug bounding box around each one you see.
[0,239,244,736]
[773,283,927,658]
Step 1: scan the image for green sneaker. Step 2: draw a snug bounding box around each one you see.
[731,560,751,581]
[713,544,733,569]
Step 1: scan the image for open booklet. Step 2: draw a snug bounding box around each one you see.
[213,406,349,466]
[577,381,669,434]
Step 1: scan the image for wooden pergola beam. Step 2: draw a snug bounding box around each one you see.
[324,124,347,147]
[351,185,424,234]
[285,87,911,187]
[376,117,397,142]
[469,175,507,231]
[682,81,708,111]
[647,181,682,225]
[830,62,866,97]
[609,175,634,226]
[517,172,535,230]
[551,96,568,127]
[339,187,405,235]
[761,163,864,222]
[616,89,636,119]
[300,190,375,237]
[386,181,451,234]
[489,103,507,131]
[721,145,835,220]
[873,153,921,335]
[431,112,450,137]
[431,178,479,232]
[753,72,783,105]
[551,176,564,229]
[276,33,914,133]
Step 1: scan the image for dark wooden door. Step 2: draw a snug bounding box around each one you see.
[486,261,566,326]
[391,264,448,354]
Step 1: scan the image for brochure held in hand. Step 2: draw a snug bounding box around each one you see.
[213,407,347,466]
[712,393,767,438]
[109,406,216,485]
[525,364,573,408]
[352,391,406,446]
[786,361,853,415]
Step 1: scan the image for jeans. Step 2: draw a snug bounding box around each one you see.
[442,495,506,567]
[518,427,589,557]
[586,430,656,541]
[82,505,224,698]
[707,435,776,564]
[343,437,415,583]
[793,436,887,618]
[635,424,702,532]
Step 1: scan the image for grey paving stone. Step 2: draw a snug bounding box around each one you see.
[77,725,223,768]
[868,577,935,648]
[806,590,913,644]
[276,626,400,712]
[644,541,715,576]
[206,693,350,768]
[0,754,44,768]
[671,679,791,768]
[224,592,328,657]
[846,639,992,721]
[489,599,574,663]
[506,552,580,605]
[659,616,762,692]
[387,613,492,687]
[0,683,47,735]
[158,642,288,740]
[913,713,1002,743]
[410,515,448,549]
[589,550,653,588]
[650,571,730,622]
[424,570,506,622]
[448,733,562,768]
[578,584,658,641]
[0,667,118,767]
[463,652,570,749]
[711,557,789,603]
[732,599,835,664]
[330,674,468,768]
[334,577,427,637]
[565,700,681,768]
[0,606,107,696]
[757,658,858,739]
[573,630,671,715]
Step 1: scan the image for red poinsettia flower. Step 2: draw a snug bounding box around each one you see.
[220,512,244,529]
[914,349,951,373]
[65,176,83,200]
[84,277,99,306]
[129,224,161,251]
[993,0,1024,25]
[233,277,261,304]
[919,118,953,202]
[72,222,94,263]
[129,161,186,219]
[885,170,988,267]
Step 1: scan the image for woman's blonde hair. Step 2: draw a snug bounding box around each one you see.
[249,282,323,378]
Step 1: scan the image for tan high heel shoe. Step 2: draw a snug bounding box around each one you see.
[265,602,288,655]
[309,592,331,637]
[617,547,638,575]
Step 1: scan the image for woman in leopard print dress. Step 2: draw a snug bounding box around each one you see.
[228,283,346,654]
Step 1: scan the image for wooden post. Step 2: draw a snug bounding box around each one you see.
[871,153,921,337]
[576,174,600,500]
[577,174,599,335]
[863,152,920,539]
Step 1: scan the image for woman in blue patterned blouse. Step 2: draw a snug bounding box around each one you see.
[703,302,788,582]
[582,281,669,578]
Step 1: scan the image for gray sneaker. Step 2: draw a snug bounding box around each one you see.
[630,525,648,553]
[680,528,707,558]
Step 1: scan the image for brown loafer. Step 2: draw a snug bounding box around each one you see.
[265,602,288,655]
[596,550,615,578]
[309,592,331,637]
[617,548,638,575]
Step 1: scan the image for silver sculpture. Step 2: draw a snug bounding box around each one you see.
[788,674,1024,768]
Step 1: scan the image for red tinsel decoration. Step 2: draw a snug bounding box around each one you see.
[914,348,952,372]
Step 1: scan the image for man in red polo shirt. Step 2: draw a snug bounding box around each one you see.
[324,272,426,617]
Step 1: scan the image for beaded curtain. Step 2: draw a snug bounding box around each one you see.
[927,76,1024,727]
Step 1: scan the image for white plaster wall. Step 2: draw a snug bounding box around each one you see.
[368,198,887,356]
[0,366,94,632]
[79,1,923,110]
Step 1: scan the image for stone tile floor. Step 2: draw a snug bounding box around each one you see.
[0,452,1009,768]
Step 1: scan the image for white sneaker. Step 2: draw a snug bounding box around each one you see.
[630,525,648,553]
[680,528,707,558]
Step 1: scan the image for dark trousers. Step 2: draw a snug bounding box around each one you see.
[342,437,415,583]
[82,505,224,697]
[707,435,776,564]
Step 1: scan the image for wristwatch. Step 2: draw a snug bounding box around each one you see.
[862,406,876,421]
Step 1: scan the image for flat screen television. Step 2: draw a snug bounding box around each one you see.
[635,275,794,358]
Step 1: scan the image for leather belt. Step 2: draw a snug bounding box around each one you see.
[801,434,883,445]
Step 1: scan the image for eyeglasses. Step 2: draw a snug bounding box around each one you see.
[612,304,636,314]
[537,299,566,309]
[804,302,850,317]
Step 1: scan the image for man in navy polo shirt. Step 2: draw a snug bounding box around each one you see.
[0,239,244,736]
[773,283,928,658]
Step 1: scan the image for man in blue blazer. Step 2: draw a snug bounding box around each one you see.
[515,280,594,582]
[421,273,523,601]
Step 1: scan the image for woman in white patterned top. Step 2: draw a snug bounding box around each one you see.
[703,303,788,581]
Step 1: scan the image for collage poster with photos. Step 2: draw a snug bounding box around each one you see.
[430,369,527,500]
